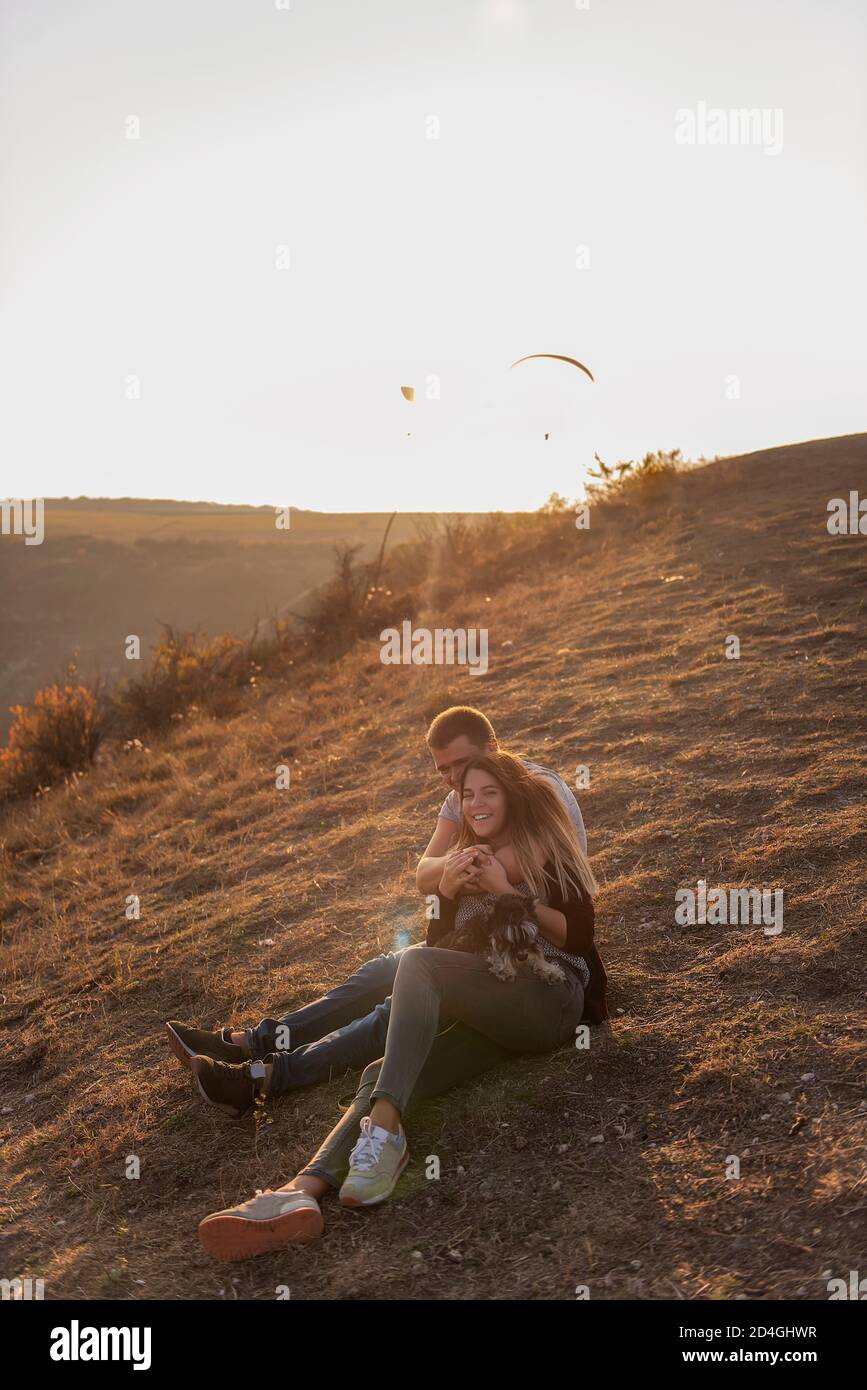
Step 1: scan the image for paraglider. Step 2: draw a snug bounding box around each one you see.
[510,353,595,383]
[400,384,414,434]
[510,353,595,439]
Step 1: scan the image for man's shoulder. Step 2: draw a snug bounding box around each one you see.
[519,760,585,844]
[439,789,462,821]
[520,759,573,794]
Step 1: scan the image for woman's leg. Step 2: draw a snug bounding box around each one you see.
[369,947,583,1125]
[198,1019,511,1258]
[294,1020,514,1190]
[198,970,575,1256]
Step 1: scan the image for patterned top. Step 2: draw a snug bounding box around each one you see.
[454,883,591,989]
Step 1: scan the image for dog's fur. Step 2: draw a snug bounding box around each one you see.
[436,893,566,984]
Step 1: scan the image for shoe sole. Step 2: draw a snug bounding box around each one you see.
[198,1205,323,1260]
[166,1021,197,1070]
[339,1147,410,1208]
[190,1055,252,1119]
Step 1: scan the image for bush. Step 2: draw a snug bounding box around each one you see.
[110,625,259,733]
[293,518,413,656]
[0,666,102,801]
[587,448,685,502]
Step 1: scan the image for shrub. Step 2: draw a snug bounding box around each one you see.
[0,666,102,801]
[292,516,413,656]
[586,448,685,502]
[110,625,258,733]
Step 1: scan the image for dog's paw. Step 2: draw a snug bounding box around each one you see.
[527,951,567,984]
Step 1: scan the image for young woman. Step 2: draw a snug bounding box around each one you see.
[197,751,607,1259]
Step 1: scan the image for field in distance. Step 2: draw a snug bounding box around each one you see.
[0,499,450,739]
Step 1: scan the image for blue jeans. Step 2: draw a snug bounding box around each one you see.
[244,947,412,1093]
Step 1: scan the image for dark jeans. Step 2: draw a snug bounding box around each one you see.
[245,947,411,1092]
[299,948,584,1188]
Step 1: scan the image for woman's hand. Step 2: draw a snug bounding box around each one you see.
[472,854,512,896]
[438,848,485,899]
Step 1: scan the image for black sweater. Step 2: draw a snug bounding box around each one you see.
[427,862,608,1024]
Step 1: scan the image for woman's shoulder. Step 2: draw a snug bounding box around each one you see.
[542,858,592,901]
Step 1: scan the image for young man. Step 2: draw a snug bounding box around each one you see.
[165,705,587,1117]
[415,706,586,895]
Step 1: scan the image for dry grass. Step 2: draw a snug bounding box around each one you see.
[1,434,865,1300]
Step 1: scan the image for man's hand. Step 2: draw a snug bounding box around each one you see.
[416,817,460,894]
[439,847,487,899]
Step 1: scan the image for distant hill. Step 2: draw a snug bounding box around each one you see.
[0,501,447,737]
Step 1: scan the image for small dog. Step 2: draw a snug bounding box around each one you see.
[437,893,566,984]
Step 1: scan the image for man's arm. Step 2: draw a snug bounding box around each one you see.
[415,816,460,894]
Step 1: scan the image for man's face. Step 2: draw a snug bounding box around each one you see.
[430,735,493,791]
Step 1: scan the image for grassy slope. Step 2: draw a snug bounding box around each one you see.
[1,435,865,1301]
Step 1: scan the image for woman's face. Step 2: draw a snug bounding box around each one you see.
[461,768,508,839]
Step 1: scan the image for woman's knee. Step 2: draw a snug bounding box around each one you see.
[395,942,433,975]
[557,984,585,1046]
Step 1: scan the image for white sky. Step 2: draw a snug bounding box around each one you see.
[1,0,865,512]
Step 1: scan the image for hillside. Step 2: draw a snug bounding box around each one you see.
[0,501,441,741]
[1,434,865,1301]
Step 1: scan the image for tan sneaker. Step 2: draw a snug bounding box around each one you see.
[198,1188,323,1260]
[339,1116,409,1208]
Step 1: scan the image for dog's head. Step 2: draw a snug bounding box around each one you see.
[486,894,539,960]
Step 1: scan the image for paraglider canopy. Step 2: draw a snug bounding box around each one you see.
[510,353,595,383]
[511,353,595,440]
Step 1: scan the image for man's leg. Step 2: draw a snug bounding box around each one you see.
[245,946,414,1062]
[265,997,393,1093]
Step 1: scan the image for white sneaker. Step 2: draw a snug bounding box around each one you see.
[198,1187,323,1260]
[339,1116,409,1207]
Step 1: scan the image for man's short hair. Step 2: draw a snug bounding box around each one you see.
[425,705,496,750]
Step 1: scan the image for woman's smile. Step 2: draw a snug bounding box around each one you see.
[461,769,508,839]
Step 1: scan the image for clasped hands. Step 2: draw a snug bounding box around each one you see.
[438,844,513,899]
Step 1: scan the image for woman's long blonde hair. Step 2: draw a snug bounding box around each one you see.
[454,751,596,902]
